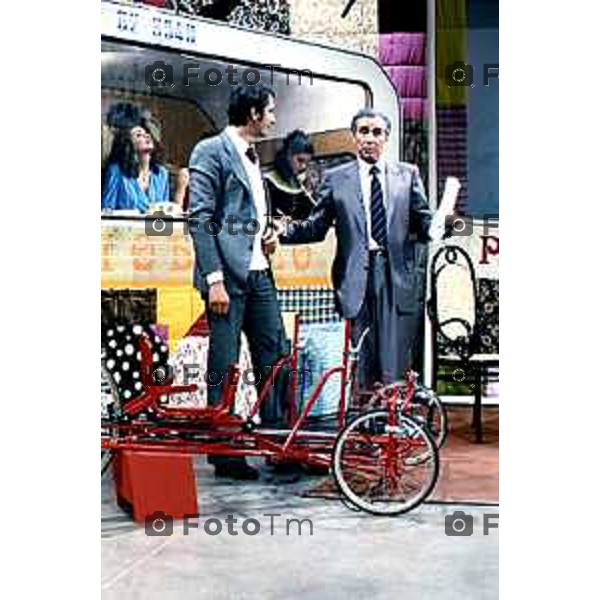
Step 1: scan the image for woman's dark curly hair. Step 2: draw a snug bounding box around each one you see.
[104,103,164,180]
[274,129,314,183]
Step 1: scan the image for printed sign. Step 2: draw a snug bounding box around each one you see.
[101,220,334,289]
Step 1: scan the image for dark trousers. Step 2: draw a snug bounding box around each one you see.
[205,270,288,426]
[351,253,419,389]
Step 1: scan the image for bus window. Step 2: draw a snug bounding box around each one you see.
[101,41,369,202]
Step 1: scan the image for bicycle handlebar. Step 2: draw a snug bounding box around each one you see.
[349,326,370,355]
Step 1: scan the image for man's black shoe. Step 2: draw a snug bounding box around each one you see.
[214,463,259,480]
[302,464,330,476]
[266,459,304,475]
[259,420,288,430]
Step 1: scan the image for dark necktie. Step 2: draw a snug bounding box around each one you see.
[370,164,387,249]
[246,145,258,164]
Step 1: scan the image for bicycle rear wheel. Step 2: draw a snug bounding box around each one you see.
[333,410,439,515]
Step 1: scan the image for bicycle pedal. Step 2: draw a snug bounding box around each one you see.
[385,425,403,434]
[242,420,256,432]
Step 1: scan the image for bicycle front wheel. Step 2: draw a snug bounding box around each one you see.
[412,386,448,450]
[370,383,448,450]
[333,411,439,516]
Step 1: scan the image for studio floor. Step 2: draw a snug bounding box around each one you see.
[101,405,499,600]
[433,405,499,504]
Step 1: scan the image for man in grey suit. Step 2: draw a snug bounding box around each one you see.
[281,108,449,388]
[188,83,287,480]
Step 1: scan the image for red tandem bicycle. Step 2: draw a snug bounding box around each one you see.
[101,320,447,516]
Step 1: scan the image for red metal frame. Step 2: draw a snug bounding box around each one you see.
[102,321,427,471]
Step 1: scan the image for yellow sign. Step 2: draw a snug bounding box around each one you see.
[273,234,335,288]
[101,219,334,290]
[101,221,194,288]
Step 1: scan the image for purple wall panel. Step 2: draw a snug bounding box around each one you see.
[379,33,427,121]
[379,32,428,177]
[385,66,427,98]
[401,98,427,120]
[379,33,426,66]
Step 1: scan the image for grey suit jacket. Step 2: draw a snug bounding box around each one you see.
[280,160,432,318]
[188,131,270,296]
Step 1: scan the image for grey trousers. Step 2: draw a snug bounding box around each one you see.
[351,253,419,389]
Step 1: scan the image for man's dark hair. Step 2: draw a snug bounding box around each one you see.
[350,108,392,135]
[228,82,276,127]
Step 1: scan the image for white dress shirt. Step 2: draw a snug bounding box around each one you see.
[225,126,269,271]
[206,127,269,285]
[358,157,388,250]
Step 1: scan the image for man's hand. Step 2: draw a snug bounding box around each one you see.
[208,281,230,315]
[428,212,447,242]
[262,227,278,256]
[262,219,288,255]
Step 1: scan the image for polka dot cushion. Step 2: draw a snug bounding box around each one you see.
[102,323,169,404]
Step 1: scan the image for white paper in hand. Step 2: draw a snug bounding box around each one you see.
[439,176,461,217]
[429,177,461,242]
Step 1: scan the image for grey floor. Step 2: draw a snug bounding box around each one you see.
[102,457,498,600]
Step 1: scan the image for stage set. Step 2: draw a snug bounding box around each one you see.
[101,0,499,525]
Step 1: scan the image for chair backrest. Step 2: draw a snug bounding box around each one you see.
[428,245,478,359]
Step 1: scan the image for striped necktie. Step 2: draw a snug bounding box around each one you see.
[370,164,387,249]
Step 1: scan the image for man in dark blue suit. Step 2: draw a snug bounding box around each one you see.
[281,108,450,388]
[188,83,286,480]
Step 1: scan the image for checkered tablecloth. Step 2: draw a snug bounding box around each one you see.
[277,287,340,324]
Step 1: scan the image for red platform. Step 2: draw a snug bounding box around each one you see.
[113,451,198,523]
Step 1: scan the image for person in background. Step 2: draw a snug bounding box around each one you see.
[265,129,316,221]
[101,103,170,212]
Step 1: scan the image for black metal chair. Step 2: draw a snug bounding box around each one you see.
[427,245,499,442]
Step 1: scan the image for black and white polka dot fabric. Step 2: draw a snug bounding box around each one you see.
[102,322,170,404]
